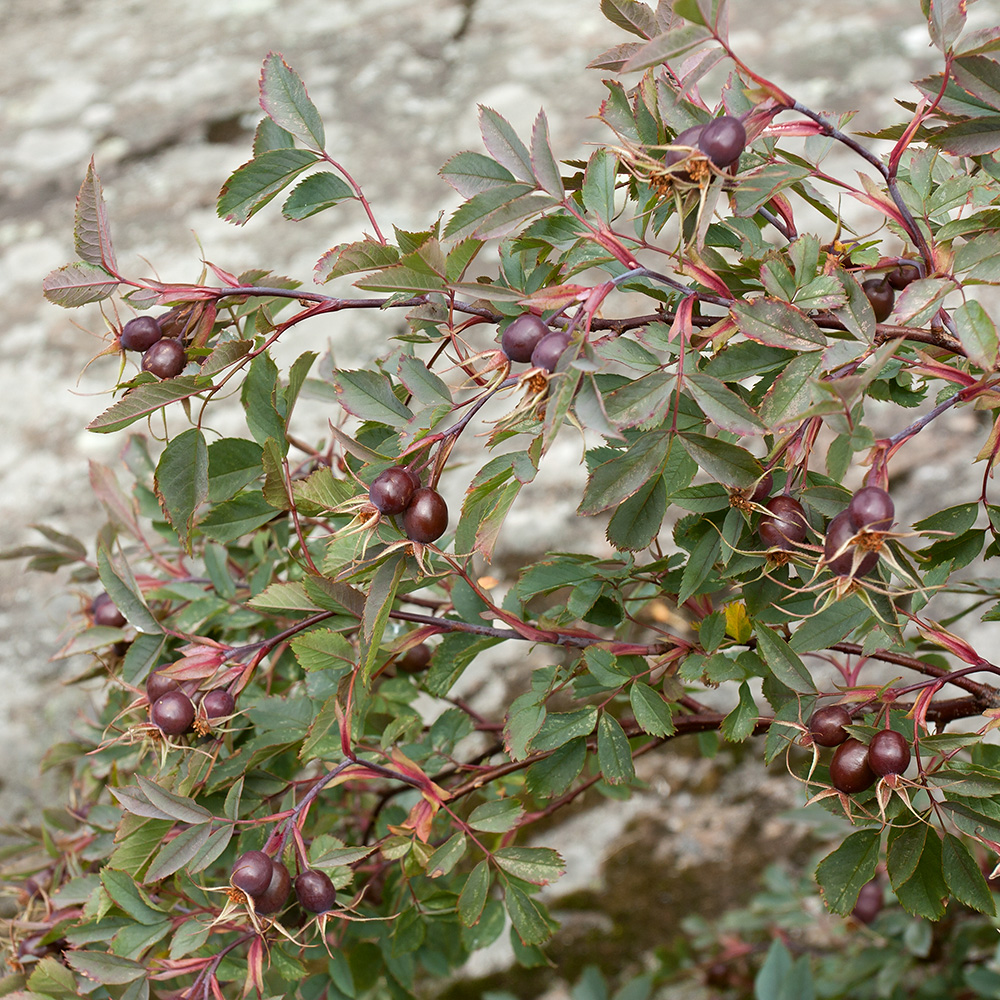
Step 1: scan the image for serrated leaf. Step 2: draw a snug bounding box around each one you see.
[629,681,676,737]
[468,799,525,833]
[731,298,826,351]
[679,432,760,489]
[753,623,815,693]
[721,680,757,742]
[582,148,617,225]
[621,23,713,71]
[942,833,995,915]
[200,491,278,544]
[816,828,881,915]
[504,884,553,945]
[136,777,212,825]
[97,546,163,635]
[441,150,518,199]
[314,239,400,283]
[597,713,634,784]
[759,353,822,430]
[154,428,208,548]
[955,299,999,370]
[74,159,117,272]
[361,552,406,680]
[426,832,467,878]
[600,0,658,38]
[87,376,205,433]
[145,825,213,883]
[924,0,967,52]
[217,149,318,224]
[579,431,669,514]
[282,172,354,220]
[330,369,413,425]
[259,51,326,150]
[479,105,534,182]
[686,374,766,434]
[494,846,565,886]
[888,822,947,919]
[42,261,119,307]
[65,951,145,986]
[458,861,491,926]
[529,708,598,753]
[101,869,165,924]
[397,354,452,406]
[443,182,538,239]
[530,109,564,198]
[606,474,667,552]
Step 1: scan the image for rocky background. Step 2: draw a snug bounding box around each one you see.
[2,0,997,993]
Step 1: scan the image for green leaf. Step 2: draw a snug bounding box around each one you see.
[731,298,826,351]
[426,833,467,878]
[200,491,278,544]
[529,708,598,752]
[397,355,452,406]
[361,553,406,680]
[583,148,617,225]
[579,431,669,514]
[282,172,354,220]
[97,546,163,635]
[721,681,757,742]
[241,351,286,449]
[942,833,996,915]
[259,51,326,150]
[923,0,967,52]
[87,376,205,433]
[758,353,823,431]
[42,260,119,307]
[314,239,400,283]
[207,437,263,502]
[679,432,760,488]
[788,596,871,653]
[505,694,546,761]
[530,109,564,198]
[602,373,674,430]
[494,847,565,886]
[930,115,1000,156]
[65,951,145,986]
[505,883,555,945]
[526,738,588,798]
[154,428,208,547]
[144,824,213,883]
[753,623,815,693]
[955,300,999,369]
[458,861,491,926]
[440,150,518,198]
[330,369,413,424]
[607,474,667,552]
[443,182,538,239]
[74,159,117,271]
[135,777,212,825]
[479,105,535,183]
[597,713,634,785]
[629,681,676,737]
[733,164,813,217]
[290,629,354,673]
[600,0,658,37]
[686,374,766,435]
[888,822,948,919]
[101,869,165,925]
[754,940,814,1000]
[468,799,525,833]
[622,23,713,71]
[816,828,881,915]
[217,148,318,224]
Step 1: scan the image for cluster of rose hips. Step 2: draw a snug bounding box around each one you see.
[755,481,894,580]
[119,314,188,379]
[230,849,337,915]
[808,705,912,794]
[861,262,921,323]
[500,313,570,372]
[146,665,236,736]
[368,466,448,544]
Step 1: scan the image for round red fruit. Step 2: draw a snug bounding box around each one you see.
[530,331,571,372]
[501,314,549,363]
[141,339,187,379]
[254,860,291,914]
[231,850,273,897]
[758,496,808,550]
[402,488,448,543]
[808,705,852,747]
[202,689,236,719]
[369,466,420,515]
[120,316,163,352]
[824,510,877,578]
[829,738,876,794]
[295,869,337,913]
[862,278,894,323]
[91,592,126,628]
[151,690,195,736]
[145,666,179,703]
[868,729,910,777]
[698,115,746,168]
[848,486,894,531]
